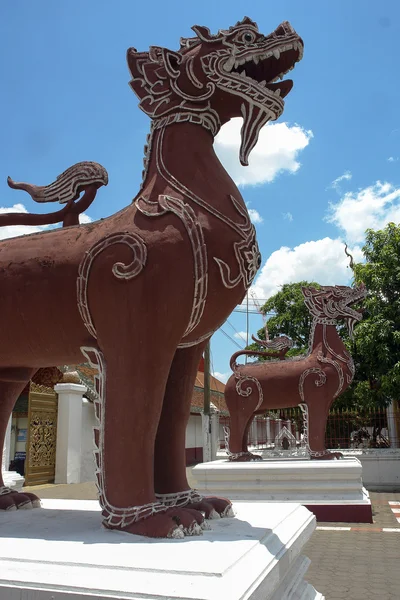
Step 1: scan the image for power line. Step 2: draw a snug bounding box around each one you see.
[233,308,275,316]
[225,318,246,340]
[219,328,243,350]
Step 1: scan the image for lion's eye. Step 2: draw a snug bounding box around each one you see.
[242,31,255,43]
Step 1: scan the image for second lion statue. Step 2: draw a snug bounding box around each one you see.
[224,284,367,462]
[0,18,303,538]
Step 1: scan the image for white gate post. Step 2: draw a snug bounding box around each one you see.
[210,412,219,460]
[202,413,212,463]
[1,416,11,474]
[54,382,87,484]
[266,417,272,446]
[387,401,400,448]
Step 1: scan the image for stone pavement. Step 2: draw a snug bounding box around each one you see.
[23,477,400,600]
[304,491,400,600]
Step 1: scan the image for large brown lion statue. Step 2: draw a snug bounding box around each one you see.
[0,18,303,538]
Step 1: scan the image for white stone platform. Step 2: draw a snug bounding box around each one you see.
[0,499,324,600]
[192,457,373,523]
[2,470,24,491]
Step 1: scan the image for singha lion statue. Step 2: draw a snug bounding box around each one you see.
[224,284,367,461]
[0,18,303,538]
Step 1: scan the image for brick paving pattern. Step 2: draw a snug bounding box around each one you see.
[304,492,400,600]
[23,479,400,600]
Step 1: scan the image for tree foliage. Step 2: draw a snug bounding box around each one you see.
[346,222,400,408]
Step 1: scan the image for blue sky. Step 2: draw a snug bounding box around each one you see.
[1,1,399,381]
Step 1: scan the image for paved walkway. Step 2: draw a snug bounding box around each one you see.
[23,478,400,600]
[304,491,400,600]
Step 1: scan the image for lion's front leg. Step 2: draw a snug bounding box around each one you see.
[85,342,202,539]
[303,400,343,460]
[154,342,234,522]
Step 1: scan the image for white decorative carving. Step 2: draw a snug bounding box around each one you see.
[177,330,215,349]
[298,367,327,403]
[213,195,261,291]
[235,375,264,411]
[137,194,207,338]
[141,108,221,188]
[8,161,108,204]
[0,486,13,496]
[155,489,204,507]
[186,56,204,89]
[77,232,147,339]
[317,351,344,399]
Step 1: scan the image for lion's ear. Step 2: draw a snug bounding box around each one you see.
[127,48,150,80]
[159,48,181,78]
[192,24,219,42]
[127,48,171,103]
[301,286,311,298]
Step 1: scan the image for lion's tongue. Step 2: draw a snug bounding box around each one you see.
[239,102,273,166]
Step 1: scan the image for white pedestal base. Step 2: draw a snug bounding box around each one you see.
[192,457,373,523]
[2,470,24,491]
[0,499,324,600]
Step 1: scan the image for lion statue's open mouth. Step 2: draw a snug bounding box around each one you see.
[198,19,303,164]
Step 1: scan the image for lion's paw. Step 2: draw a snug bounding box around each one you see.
[104,507,205,539]
[188,496,234,519]
[311,451,343,460]
[0,491,41,511]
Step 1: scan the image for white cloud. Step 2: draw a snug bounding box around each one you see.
[234,331,248,342]
[327,181,400,244]
[250,237,363,300]
[248,208,263,224]
[0,203,49,240]
[388,156,398,162]
[214,118,313,186]
[283,211,293,222]
[212,371,230,384]
[80,213,92,224]
[330,170,352,191]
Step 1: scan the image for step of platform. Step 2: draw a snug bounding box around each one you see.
[192,457,373,523]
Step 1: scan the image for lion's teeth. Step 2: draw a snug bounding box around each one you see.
[259,80,266,87]
[253,55,259,64]
[223,56,236,72]
[273,88,281,96]
[279,72,284,80]
[273,49,281,60]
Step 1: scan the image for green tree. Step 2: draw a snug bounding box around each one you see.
[346,222,400,409]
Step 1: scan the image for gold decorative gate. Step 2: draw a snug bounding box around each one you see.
[25,383,58,486]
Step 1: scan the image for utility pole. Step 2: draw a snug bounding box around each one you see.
[203,341,211,416]
[202,340,212,462]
